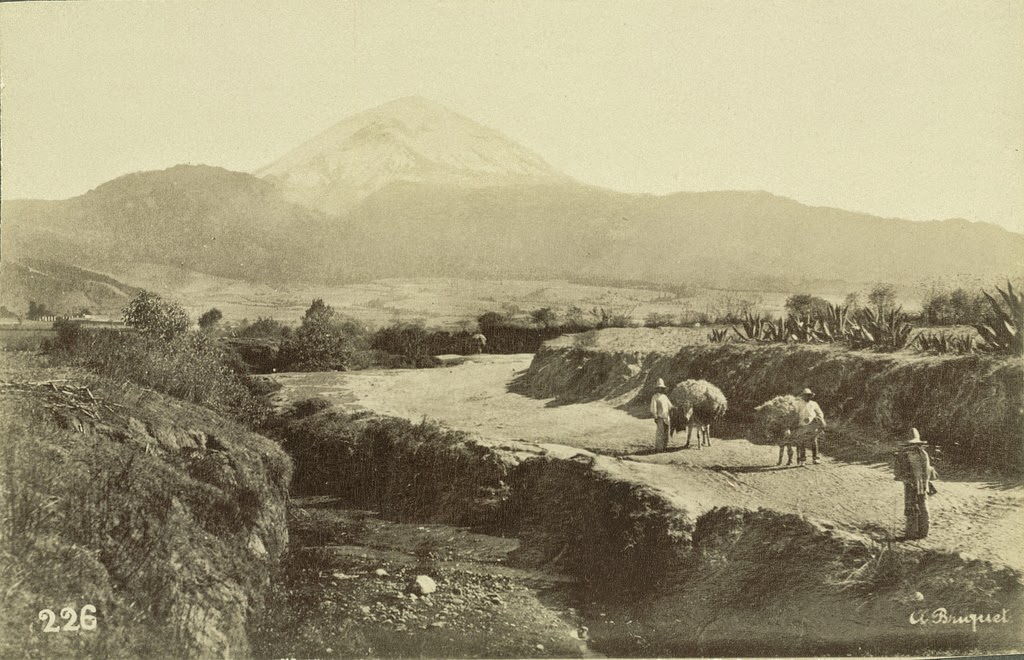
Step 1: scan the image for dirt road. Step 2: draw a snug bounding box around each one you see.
[270,354,1024,574]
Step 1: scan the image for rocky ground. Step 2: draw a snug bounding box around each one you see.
[251,498,598,658]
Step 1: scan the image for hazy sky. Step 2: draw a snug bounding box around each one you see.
[2,1,1022,232]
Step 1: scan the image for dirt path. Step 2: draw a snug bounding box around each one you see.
[270,355,1024,574]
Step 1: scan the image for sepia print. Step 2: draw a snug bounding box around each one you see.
[1,1,1022,658]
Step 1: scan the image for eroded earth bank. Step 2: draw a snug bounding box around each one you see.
[262,330,1024,657]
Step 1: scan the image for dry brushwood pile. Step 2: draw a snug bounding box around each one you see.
[667,379,728,419]
[0,379,127,431]
[752,394,804,446]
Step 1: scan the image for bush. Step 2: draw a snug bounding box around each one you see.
[123,291,190,341]
[238,317,291,339]
[199,308,223,331]
[277,300,367,371]
[921,288,988,326]
[46,327,270,423]
[785,294,831,320]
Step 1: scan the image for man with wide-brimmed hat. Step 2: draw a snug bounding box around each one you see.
[893,428,938,539]
[650,378,673,452]
[793,387,826,465]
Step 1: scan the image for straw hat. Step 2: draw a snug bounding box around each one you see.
[654,378,667,391]
[904,428,926,445]
[800,387,814,397]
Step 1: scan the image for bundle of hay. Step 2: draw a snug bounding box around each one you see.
[668,379,728,448]
[752,395,803,446]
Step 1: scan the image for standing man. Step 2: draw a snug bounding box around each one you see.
[650,378,673,452]
[893,428,938,540]
[795,387,826,465]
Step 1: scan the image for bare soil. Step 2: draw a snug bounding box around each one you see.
[251,498,597,659]
[269,354,1024,575]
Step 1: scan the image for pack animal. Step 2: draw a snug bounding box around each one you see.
[668,379,728,450]
[753,395,824,466]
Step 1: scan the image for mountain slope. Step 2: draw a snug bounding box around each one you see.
[334,182,1024,287]
[2,165,347,284]
[255,96,570,214]
[4,98,1022,291]
[0,259,141,317]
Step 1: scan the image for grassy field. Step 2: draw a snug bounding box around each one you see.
[136,275,899,331]
[0,324,56,350]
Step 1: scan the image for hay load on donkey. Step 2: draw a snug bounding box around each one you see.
[753,395,825,465]
[668,379,728,449]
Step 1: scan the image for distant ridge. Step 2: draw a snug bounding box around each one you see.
[3,98,1022,291]
[0,259,141,316]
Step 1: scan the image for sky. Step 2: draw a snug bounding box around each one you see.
[1,0,1023,232]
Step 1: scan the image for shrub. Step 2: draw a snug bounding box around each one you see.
[123,291,190,341]
[46,328,269,423]
[198,308,223,331]
[529,307,559,328]
[238,317,291,339]
[785,294,831,320]
[277,299,365,371]
[867,283,898,315]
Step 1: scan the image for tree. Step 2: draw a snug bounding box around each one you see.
[123,291,190,341]
[277,299,353,371]
[477,311,508,333]
[785,294,830,320]
[868,283,898,315]
[27,301,52,321]
[198,308,223,331]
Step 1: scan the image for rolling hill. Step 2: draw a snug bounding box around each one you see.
[0,259,141,317]
[2,164,348,284]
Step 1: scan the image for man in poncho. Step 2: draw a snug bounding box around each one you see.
[650,378,673,452]
[893,428,938,540]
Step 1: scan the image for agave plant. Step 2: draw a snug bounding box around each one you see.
[915,331,976,354]
[733,312,766,342]
[707,328,730,343]
[784,316,824,343]
[820,303,853,342]
[732,313,787,343]
[852,306,913,351]
[974,281,1023,356]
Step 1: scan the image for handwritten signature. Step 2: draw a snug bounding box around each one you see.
[909,608,1010,632]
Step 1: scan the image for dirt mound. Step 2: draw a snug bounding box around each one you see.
[0,354,291,658]
[520,339,1024,474]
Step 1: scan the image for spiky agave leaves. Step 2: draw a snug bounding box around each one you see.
[974,281,1024,356]
[914,331,976,355]
[733,313,788,343]
[707,328,730,343]
[852,306,913,351]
